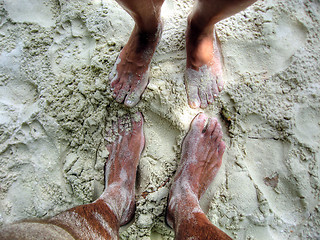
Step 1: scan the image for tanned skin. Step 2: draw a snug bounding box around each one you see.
[110,0,257,108]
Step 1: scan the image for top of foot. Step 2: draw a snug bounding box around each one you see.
[185,26,224,109]
[166,113,225,227]
[102,112,145,225]
[109,24,162,107]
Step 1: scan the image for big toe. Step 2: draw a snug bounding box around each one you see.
[124,92,140,107]
[124,80,148,107]
[191,113,208,132]
[187,86,201,109]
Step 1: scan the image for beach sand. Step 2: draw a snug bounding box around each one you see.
[0,0,319,239]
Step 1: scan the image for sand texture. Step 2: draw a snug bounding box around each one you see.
[0,0,319,239]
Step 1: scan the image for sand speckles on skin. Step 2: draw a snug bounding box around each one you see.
[0,0,319,239]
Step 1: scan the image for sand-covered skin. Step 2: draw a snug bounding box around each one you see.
[0,0,319,239]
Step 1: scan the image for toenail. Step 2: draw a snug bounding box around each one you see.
[192,100,200,108]
[125,99,135,107]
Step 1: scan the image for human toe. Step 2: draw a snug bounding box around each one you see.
[212,121,222,141]
[211,80,219,98]
[207,90,214,104]
[187,86,201,109]
[189,97,201,109]
[115,90,126,103]
[112,80,124,98]
[109,66,118,83]
[218,141,226,159]
[124,92,140,107]
[199,91,208,109]
[191,112,208,131]
[116,84,130,103]
[124,81,147,107]
[205,118,217,136]
[217,76,224,92]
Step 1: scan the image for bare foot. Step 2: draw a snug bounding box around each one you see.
[185,21,224,109]
[109,24,162,107]
[100,112,145,225]
[166,113,225,228]
[47,113,145,239]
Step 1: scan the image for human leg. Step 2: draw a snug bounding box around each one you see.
[166,113,232,239]
[185,0,257,108]
[109,0,164,107]
[0,113,145,240]
[49,113,145,239]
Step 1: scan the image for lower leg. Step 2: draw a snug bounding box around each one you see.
[0,114,145,240]
[189,0,258,33]
[167,113,231,239]
[49,199,120,239]
[115,0,164,33]
[170,195,231,240]
[168,192,231,240]
[185,0,257,109]
[50,113,145,239]
[109,0,164,107]
[187,0,257,68]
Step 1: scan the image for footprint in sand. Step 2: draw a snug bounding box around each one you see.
[3,0,56,28]
[293,104,320,149]
[242,114,308,225]
[223,11,307,78]
[48,18,96,75]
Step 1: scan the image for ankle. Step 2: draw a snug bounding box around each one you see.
[187,14,215,36]
[135,15,163,34]
[186,24,215,68]
[167,187,200,228]
[99,184,135,224]
[134,21,162,39]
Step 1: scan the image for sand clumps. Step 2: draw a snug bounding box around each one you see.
[0,0,319,239]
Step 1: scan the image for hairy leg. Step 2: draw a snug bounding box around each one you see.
[185,0,257,108]
[109,0,164,107]
[166,113,232,240]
